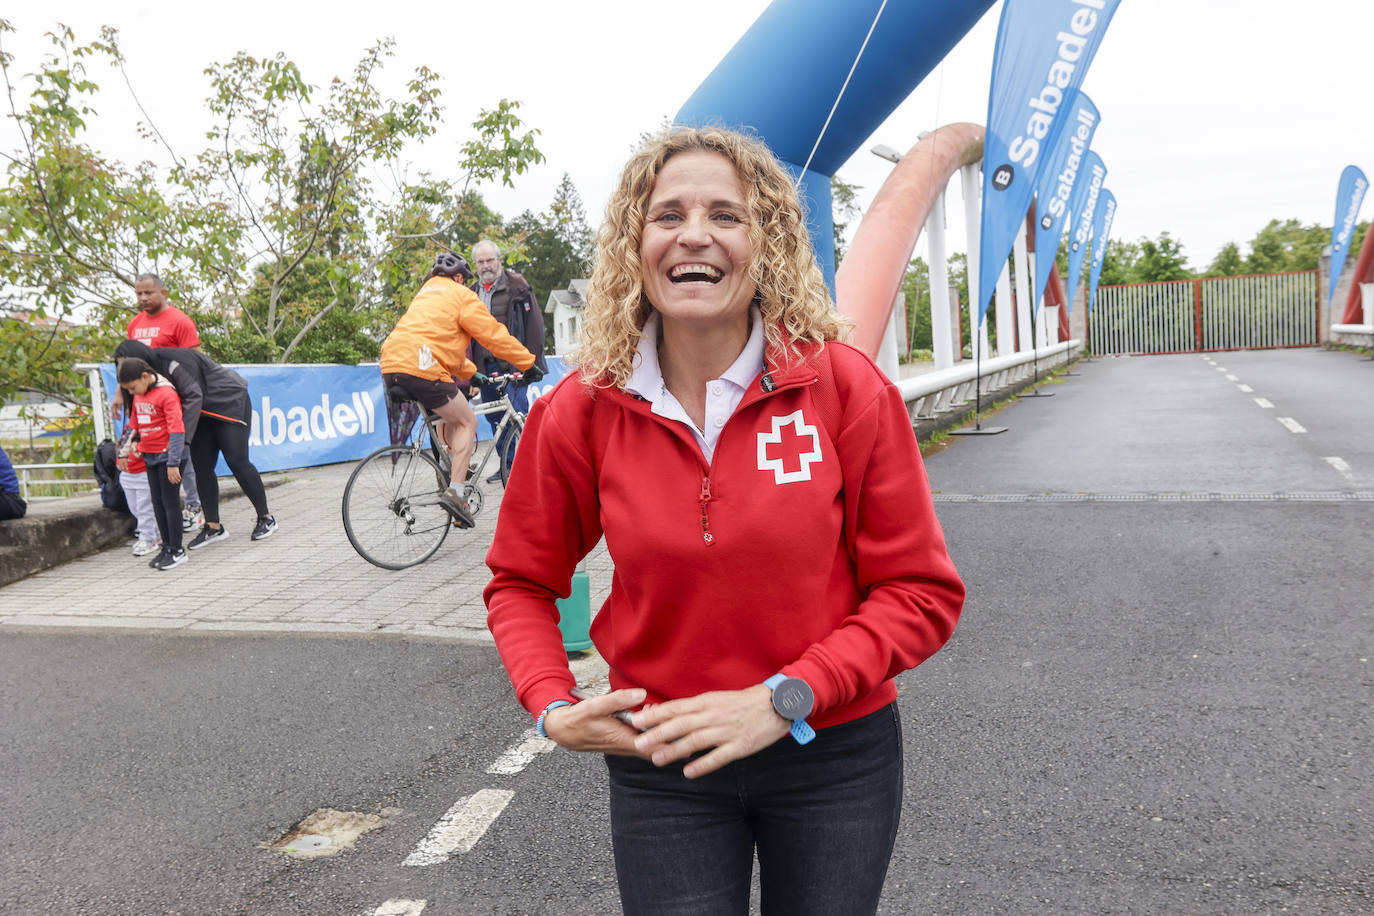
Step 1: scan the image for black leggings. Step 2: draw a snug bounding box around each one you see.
[145,462,184,552]
[190,417,269,525]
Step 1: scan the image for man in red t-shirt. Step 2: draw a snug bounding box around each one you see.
[117,272,204,530]
[126,273,200,348]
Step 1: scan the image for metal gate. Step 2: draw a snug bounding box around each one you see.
[1089,271,1318,355]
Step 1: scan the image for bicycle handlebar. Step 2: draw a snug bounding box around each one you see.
[469,371,529,388]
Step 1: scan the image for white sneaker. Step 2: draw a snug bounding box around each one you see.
[182,506,205,532]
[131,538,161,557]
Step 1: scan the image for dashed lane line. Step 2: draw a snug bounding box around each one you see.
[1324,457,1356,484]
[1277,417,1308,434]
[371,900,427,916]
[486,729,555,776]
[1253,397,1274,409]
[1237,384,1254,393]
[1226,374,1239,381]
[399,651,613,868]
[402,789,515,867]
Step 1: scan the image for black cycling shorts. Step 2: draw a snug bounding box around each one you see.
[383,372,462,412]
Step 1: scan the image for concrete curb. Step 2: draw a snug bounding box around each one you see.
[0,472,292,588]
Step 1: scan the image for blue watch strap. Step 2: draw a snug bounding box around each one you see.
[763,674,816,745]
[536,699,572,739]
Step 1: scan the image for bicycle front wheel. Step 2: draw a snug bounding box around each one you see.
[496,415,524,487]
[342,445,451,569]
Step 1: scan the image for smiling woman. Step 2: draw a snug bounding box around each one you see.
[484,125,966,916]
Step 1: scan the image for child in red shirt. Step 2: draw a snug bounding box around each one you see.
[115,424,159,556]
[118,357,189,570]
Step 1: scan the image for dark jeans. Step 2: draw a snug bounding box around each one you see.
[479,373,528,471]
[605,703,903,916]
[0,490,25,520]
[190,417,269,524]
[145,461,184,552]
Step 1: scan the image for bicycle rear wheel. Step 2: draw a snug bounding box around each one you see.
[342,445,451,569]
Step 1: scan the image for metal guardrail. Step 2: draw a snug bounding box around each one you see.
[13,462,98,501]
[897,340,1079,423]
[1330,323,1374,345]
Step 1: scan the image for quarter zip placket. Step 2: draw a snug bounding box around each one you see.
[692,370,819,547]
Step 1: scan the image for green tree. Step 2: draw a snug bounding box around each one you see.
[900,253,975,357]
[1093,239,1140,288]
[1134,231,1192,282]
[900,257,931,353]
[0,22,231,408]
[831,175,861,266]
[1205,241,1246,277]
[505,174,595,351]
[1245,219,1327,274]
[182,40,445,361]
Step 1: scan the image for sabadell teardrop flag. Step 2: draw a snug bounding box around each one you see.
[1328,165,1368,302]
[1064,150,1107,308]
[977,0,1121,325]
[1086,188,1117,314]
[1033,89,1100,312]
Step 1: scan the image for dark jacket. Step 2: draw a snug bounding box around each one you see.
[468,269,548,375]
[114,340,252,442]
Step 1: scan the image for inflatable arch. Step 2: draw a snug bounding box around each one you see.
[675,0,997,356]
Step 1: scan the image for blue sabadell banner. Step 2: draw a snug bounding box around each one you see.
[1328,164,1368,302]
[1032,89,1100,312]
[1063,149,1107,307]
[99,358,573,475]
[976,0,1120,324]
[1086,188,1117,315]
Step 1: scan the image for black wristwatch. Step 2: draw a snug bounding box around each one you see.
[763,674,816,745]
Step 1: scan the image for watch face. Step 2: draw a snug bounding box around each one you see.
[772,678,814,721]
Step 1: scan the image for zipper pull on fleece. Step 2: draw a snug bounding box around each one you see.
[699,476,715,545]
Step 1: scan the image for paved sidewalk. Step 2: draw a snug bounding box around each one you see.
[0,462,614,643]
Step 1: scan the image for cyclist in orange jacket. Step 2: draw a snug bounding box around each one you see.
[379,252,542,527]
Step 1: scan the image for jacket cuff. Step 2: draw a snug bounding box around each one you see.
[522,675,580,719]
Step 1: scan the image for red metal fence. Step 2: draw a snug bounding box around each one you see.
[1088,271,1318,355]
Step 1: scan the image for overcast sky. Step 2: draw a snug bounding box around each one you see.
[4,0,1373,272]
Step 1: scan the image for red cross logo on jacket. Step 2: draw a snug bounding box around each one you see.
[756,410,822,484]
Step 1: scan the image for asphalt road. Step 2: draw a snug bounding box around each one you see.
[1,348,1370,915]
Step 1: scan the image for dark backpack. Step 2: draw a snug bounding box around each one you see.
[93,438,128,513]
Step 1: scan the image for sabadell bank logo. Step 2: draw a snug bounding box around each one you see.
[249,391,377,446]
[992,164,1014,191]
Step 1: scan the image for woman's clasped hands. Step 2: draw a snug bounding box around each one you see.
[545,685,790,779]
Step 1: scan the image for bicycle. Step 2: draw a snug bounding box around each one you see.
[341,372,528,569]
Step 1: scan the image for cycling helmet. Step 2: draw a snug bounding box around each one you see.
[433,251,473,281]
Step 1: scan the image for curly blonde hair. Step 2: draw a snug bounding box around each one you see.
[573,125,847,390]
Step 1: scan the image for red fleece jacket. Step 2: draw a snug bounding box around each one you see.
[484,341,964,730]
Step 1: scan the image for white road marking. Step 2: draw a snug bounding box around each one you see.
[1237,384,1254,393]
[1277,417,1307,434]
[1215,366,1227,372]
[1226,374,1239,381]
[403,789,515,866]
[1253,397,1274,409]
[486,729,555,776]
[484,653,611,777]
[1324,456,1356,483]
[371,901,427,916]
